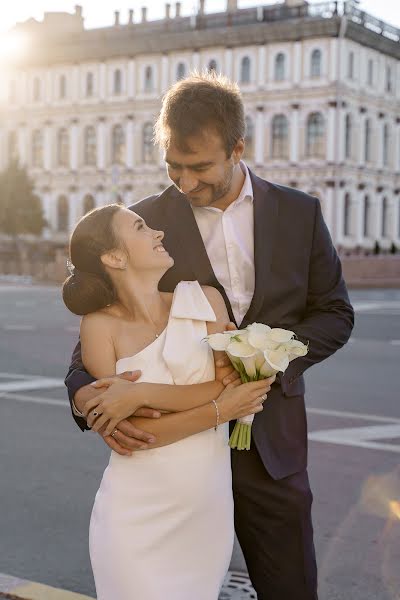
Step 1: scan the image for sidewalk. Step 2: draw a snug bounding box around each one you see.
[0,575,93,600]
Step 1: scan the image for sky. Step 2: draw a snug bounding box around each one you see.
[0,0,399,34]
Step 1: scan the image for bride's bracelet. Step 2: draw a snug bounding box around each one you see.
[211,399,220,432]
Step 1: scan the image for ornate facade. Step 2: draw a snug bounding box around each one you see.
[0,0,399,251]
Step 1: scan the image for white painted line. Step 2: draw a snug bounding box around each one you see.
[307,407,400,424]
[309,423,400,453]
[353,301,400,311]
[0,392,66,408]
[0,373,38,380]
[65,325,80,333]
[0,378,64,392]
[390,340,400,346]
[3,324,37,332]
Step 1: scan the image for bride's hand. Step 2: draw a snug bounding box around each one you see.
[83,379,150,436]
[213,321,240,387]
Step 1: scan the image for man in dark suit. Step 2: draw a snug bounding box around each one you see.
[65,72,354,599]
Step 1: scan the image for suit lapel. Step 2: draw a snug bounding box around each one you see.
[240,171,278,327]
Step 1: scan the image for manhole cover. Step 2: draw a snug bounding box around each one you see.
[219,571,257,599]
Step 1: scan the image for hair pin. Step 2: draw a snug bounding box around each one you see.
[66,259,75,276]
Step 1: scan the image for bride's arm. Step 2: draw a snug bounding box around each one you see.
[80,313,118,379]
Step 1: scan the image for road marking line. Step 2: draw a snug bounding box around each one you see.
[308,435,400,453]
[307,407,400,424]
[3,324,37,331]
[0,378,64,392]
[65,325,80,333]
[390,340,400,346]
[353,301,400,311]
[0,372,40,380]
[0,392,66,407]
[309,423,400,453]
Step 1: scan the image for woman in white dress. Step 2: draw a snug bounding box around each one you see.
[62,204,270,600]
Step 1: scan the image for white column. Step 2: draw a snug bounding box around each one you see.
[290,104,299,163]
[70,120,79,170]
[328,38,337,83]
[354,191,364,246]
[394,194,400,242]
[358,112,366,166]
[42,189,52,238]
[72,66,80,102]
[335,187,345,245]
[292,41,301,85]
[326,102,336,162]
[224,48,233,79]
[97,118,106,170]
[45,71,52,104]
[161,54,169,93]
[337,104,345,163]
[44,122,52,171]
[376,119,384,170]
[128,59,136,99]
[374,192,383,242]
[394,119,400,173]
[69,190,80,232]
[257,45,266,88]
[255,106,265,166]
[324,185,334,237]
[126,117,134,168]
[17,124,27,166]
[192,51,200,71]
[99,63,107,101]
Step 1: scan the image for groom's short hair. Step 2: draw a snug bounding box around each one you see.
[154,71,245,157]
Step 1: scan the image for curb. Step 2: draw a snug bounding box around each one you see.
[0,575,93,600]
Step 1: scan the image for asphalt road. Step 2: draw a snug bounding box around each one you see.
[1,284,399,599]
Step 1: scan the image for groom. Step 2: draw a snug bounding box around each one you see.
[66,72,354,599]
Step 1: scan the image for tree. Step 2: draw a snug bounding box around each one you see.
[0,160,47,270]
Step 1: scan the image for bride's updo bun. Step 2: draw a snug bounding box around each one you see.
[62,204,123,316]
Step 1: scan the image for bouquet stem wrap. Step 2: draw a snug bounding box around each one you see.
[206,324,309,451]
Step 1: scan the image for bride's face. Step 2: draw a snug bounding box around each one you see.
[111,208,174,274]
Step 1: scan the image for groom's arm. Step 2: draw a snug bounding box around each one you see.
[65,339,95,431]
[280,199,354,393]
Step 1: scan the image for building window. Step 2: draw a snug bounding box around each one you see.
[33,77,41,102]
[83,126,97,166]
[274,53,286,81]
[383,124,389,167]
[367,59,374,86]
[310,49,321,78]
[111,124,125,165]
[57,128,69,167]
[86,72,94,97]
[59,75,67,99]
[343,193,351,237]
[364,119,371,163]
[83,194,95,215]
[363,195,371,237]
[113,69,122,95]
[144,66,154,92]
[9,80,16,103]
[306,112,325,158]
[385,66,392,93]
[271,114,289,159]
[348,51,354,79]
[240,56,251,84]
[8,131,18,162]
[381,197,389,238]
[345,114,352,160]
[57,195,69,233]
[142,122,155,163]
[208,59,218,73]
[244,116,254,160]
[32,130,43,168]
[176,62,186,81]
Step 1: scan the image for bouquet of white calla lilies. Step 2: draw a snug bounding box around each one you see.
[206,323,308,450]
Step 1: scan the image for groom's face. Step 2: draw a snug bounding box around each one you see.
[164,129,242,209]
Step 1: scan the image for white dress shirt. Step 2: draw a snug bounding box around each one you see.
[192,161,255,325]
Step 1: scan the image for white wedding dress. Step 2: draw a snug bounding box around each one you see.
[89,281,234,600]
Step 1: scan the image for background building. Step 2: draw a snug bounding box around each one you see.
[0,0,399,253]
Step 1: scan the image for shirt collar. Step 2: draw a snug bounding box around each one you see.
[235,161,254,206]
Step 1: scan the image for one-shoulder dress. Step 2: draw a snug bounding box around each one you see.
[89,281,234,600]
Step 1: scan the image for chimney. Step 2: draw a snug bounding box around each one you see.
[75,5,82,18]
[226,0,237,12]
[128,9,134,24]
[199,0,205,16]
[141,6,147,22]
[165,3,171,19]
[176,2,181,18]
[114,11,120,25]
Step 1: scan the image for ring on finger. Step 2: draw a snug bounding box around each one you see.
[260,393,268,402]
[111,429,118,438]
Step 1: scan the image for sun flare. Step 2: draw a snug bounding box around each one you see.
[0,31,27,62]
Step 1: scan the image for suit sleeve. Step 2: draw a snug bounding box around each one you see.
[64,338,94,431]
[280,199,354,394]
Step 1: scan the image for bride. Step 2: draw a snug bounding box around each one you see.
[62,203,271,600]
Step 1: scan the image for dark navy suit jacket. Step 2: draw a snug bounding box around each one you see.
[65,171,354,479]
